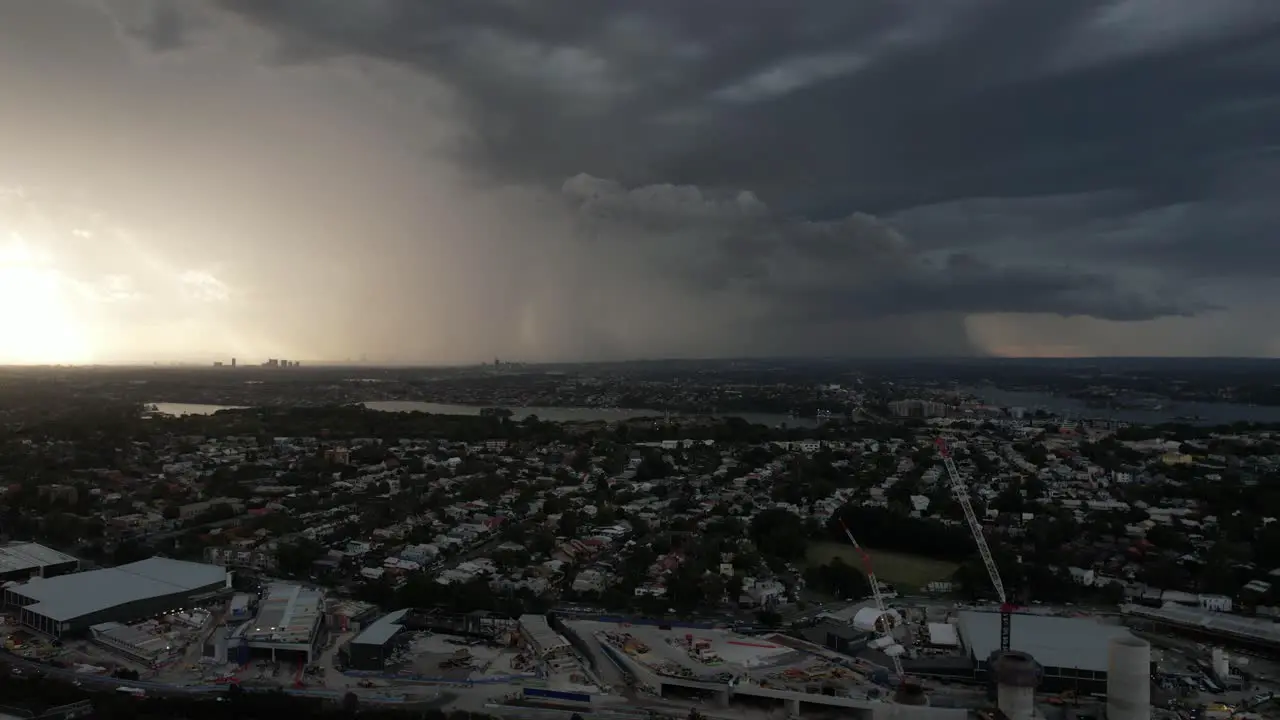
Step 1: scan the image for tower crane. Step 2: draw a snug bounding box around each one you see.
[837,518,906,680]
[935,437,1016,653]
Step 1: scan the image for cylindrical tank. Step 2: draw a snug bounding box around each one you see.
[992,651,1041,720]
[1107,635,1151,720]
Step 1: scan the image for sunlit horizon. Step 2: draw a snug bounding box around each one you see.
[0,233,95,365]
[0,189,287,366]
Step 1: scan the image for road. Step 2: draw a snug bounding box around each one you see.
[0,651,432,705]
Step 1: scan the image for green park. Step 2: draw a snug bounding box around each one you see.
[806,541,960,591]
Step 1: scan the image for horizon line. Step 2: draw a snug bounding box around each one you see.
[2,354,1280,370]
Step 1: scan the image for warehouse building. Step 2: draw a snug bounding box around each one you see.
[243,584,326,663]
[90,621,178,667]
[0,542,80,583]
[519,614,572,659]
[3,557,230,638]
[346,608,411,671]
[957,610,1137,694]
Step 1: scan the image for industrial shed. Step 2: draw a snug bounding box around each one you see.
[243,584,326,664]
[346,609,411,671]
[957,611,1136,695]
[519,614,572,659]
[0,542,80,583]
[3,557,230,637]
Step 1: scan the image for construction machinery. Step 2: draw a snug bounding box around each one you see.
[837,518,914,688]
[935,437,1017,652]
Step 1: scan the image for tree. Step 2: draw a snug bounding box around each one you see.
[756,610,783,627]
[726,574,745,604]
[664,565,707,613]
[276,538,326,577]
[804,558,870,599]
[1026,445,1049,465]
[702,574,726,607]
[558,510,581,537]
[748,509,808,562]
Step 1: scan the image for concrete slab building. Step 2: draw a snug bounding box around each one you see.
[347,608,411,671]
[520,614,572,659]
[2,557,229,638]
[0,542,80,583]
[242,584,325,663]
[957,610,1136,694]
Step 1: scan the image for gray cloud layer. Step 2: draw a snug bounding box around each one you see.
[1,0,1277,362]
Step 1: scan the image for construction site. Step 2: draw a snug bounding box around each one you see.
[338,608,603,696]
[0,606,218,681]
[587,620,890,693]
[377,630,543,683]
[560,437,1169,720]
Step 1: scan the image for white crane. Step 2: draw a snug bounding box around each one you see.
[837,518,905,679]
[935,437,1015,653]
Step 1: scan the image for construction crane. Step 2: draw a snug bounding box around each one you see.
[935,437,1015,653]
[837,518,905,679]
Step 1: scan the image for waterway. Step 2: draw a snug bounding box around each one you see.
[966,386,1280,426]
[145,400,815,427]
[360,401,816,428]
[146,402,248,416]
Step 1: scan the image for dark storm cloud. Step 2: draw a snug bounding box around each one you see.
[209,0,1280,276]
[8,0,1279,362]
[560,175,1204,325]
[126,2,192,52]
[210,1,1280,205]
[211,0,919,186]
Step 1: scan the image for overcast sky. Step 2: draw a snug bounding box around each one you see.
[2,0,1278,364]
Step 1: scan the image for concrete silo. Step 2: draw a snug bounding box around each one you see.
[991,651,1042,720]
[1107,635,1151,720]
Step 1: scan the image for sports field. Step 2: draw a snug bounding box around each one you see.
[806,541,959,590]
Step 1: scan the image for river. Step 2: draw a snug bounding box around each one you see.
[966,386,1280,426]
[360,401,816,427]
[146,400,814,427]
[146,403,248,416]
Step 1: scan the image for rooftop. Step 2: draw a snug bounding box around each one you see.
[520,614,570,655]
[570,619,820,681]
[246,584,324,645]
[0,542,78,575]
[1122,604,1280,644]
[957,611,1134,672]
[352,608,411,647]
[90,621,172,659]
[14,558,227,622]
